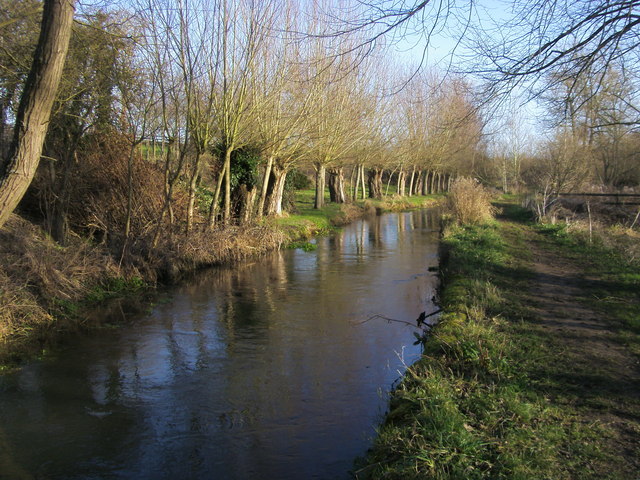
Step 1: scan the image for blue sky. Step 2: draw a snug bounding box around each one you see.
[383,0,546,144]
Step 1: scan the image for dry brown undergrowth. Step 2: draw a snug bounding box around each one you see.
[446,177,496,224]
[0,213,290,360]
[0,215,119,355]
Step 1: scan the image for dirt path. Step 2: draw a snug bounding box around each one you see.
[527,238,640,475]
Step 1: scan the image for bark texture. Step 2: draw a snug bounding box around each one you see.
[314,163,325,209]
[367,167,383,199]
[327,167,346,203]
[265,164,287,216]
[0,0,75,229]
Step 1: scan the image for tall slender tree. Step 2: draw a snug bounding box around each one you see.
[0,0,75,229]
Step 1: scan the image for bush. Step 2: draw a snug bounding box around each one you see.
[446,177,496,224]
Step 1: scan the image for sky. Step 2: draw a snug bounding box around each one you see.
[378,0,546,149]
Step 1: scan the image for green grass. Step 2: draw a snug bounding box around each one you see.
[286,240,317,252]
[276,189,343,233]
[355,201,638,479]
[51,276,147,318]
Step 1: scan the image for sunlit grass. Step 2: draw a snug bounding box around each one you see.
[356,200,636,479]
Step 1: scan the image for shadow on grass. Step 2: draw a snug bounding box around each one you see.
[494,202,535,223]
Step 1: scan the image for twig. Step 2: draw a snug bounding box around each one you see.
[355,309,443,327]
[587,201,593,244]
[355,314,415,327]
[630,207,640,230]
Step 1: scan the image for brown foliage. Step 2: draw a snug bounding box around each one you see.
[0,214,119,356]
[26,129,191,250]
[73,131,172,244]
[149,224,288,283]
[446,177,496,224]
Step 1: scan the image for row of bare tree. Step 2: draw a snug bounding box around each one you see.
[2,0,638,248]
[0,0,484,248]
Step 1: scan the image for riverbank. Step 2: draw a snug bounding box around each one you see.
[0,192,440,367]
[355,201,640,479]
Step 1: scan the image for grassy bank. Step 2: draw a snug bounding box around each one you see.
[355,201,640,479]
[0,192,439,366]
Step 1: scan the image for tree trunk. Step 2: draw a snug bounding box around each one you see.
[414,169,420,195]
[242,187,257,224]
[44,126,83,246]
[0,89,15,159]
[314,163,325,209]
[367,167,382,199]
[256,155,274,217]
[265,164,287,216]
[502,158,508,193]
[386,167,396,196]
[421,170,429,195]
[185,151,202,234]
[351,165,359,201]
[49,151,74,245]
[152,144,181,247]
[397,168,406,196]
[207,161,226,230]
[223,147,232,223]
[359,164,366,199]
[408,167,416,196]
[0,0,75,229]
[327,167,346,203]
[124,143,136,240]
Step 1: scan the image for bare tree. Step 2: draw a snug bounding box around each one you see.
[337,1,640,114]
[0,0,75,229]
[213,0,276,223]
[142,0,193,244]
[251,1,319,217]
[0,0,41,157]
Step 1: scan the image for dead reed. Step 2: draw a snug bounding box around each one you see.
[446,177,496,224]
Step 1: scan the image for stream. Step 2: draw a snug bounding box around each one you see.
[0,210,441,480]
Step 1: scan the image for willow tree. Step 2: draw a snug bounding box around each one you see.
[350,64,391,201]
[210,0,277,224]
[306,49,375,208]
[0,0,75,229]
[168,0,221,233]
[141,0,193,244]
[250,1,321,217]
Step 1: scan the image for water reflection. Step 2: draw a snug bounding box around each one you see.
[0,210,440,480]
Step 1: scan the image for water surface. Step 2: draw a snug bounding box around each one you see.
[0,210,440,480]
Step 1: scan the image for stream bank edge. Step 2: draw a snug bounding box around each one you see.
[0,194,440,368]
[355,201,640,479]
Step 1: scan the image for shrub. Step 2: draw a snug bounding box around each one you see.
[446,177,496,224]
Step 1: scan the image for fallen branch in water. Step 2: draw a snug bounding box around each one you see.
[356,309,443,328]
[356,314,415,327]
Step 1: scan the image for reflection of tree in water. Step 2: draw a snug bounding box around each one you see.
[355,221,367,260]
[368,215,383,247]
[184,252,291,338]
